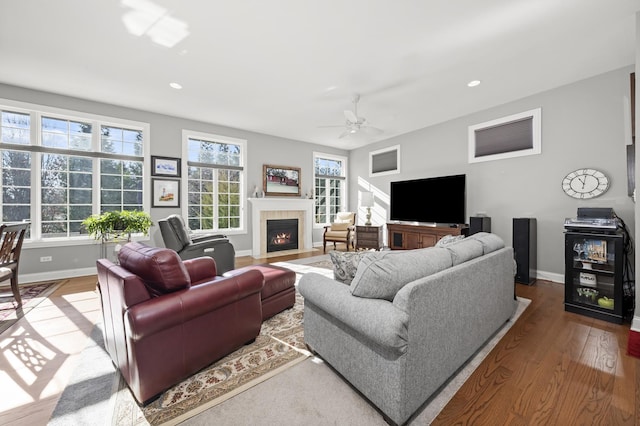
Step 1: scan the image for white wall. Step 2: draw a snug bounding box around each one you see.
[349,66,635,282]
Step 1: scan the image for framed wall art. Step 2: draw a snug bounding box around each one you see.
[152,178,180,207]
[151,156,181,177]
[263,164,301,197]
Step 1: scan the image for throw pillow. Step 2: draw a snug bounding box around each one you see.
[435,234,465,247]
[330,222,350,231]
[329,250,374,285]
[335,212,354,223]
[350,247,452,301]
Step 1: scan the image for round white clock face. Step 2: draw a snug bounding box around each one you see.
[562,169,609,199]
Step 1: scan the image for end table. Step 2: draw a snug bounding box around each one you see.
[356,225,383,250]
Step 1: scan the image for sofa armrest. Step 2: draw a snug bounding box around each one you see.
[298,272,408,356]
[178,238,233,260]
[183,256,217,283]
[125,269,264,340]
[191,234,228,243]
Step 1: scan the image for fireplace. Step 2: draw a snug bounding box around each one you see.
[266,219,299,253]
[249,197,313,257]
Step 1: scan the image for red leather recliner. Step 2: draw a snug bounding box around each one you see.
[96,242,264,404]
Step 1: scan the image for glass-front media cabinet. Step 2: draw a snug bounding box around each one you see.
[564,230,624,324]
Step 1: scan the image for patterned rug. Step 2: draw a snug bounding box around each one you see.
[306,260,334,270]
[112,292,310,426]
[0,280,62,335]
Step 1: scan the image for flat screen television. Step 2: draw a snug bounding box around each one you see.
[390,174,466,225]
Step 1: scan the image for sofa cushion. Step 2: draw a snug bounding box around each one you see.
[118,242,191,296]
[467,232,505,254]
[329,250,378,285]
[330,222,350,231]
[350,247,452,301]
[445,238,484,266]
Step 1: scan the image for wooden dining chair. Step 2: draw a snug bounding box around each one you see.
[0,222,30,307]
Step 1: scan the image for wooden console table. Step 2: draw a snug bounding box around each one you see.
[356,225,383,250]
[387,223,468,250]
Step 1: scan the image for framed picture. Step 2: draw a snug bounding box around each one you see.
[263,164,301,197]
[152,178,180,207]
[151,156,181,177]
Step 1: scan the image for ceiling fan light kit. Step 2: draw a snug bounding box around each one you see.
[320,93,383,139]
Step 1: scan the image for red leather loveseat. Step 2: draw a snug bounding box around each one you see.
[96,242,264,404]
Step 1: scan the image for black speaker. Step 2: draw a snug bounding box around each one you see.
[513,218,536,285]
[469,216,491,235]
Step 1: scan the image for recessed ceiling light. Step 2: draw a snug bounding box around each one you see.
[467,80,481,87]
[169,82,183,90]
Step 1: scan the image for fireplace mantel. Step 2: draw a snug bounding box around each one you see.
[249,197,314,257]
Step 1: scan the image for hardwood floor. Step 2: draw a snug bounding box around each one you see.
[0,251,638,425]
[433,280,640,426]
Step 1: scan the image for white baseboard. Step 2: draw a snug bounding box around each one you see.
[21,267,97,284]
[535,270,564,284]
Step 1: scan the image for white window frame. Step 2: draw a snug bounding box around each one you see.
[313,151,348,227]
[181,129,247,235]
[0,98,150,247]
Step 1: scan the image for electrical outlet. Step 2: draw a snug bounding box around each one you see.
[40,256,52,262]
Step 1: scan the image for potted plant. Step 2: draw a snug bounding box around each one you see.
[82,210,153,242]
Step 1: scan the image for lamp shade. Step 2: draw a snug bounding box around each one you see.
[360,191,374,207]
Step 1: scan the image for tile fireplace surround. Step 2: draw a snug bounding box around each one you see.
[249,197,314,257]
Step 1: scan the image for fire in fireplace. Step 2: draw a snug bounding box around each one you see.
[266,218,299,253]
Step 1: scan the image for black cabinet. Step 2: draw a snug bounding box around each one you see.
[564,230,625,324]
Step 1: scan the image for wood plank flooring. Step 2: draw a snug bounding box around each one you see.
[432,280,640,425]
[0,251,638,425]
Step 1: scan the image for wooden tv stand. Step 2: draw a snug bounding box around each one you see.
[387,222,468,250]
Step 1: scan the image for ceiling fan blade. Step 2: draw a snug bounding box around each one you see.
[338,129,356,139]
[360,126,383,135]
[318,124,347,128]
[344,110,358,123]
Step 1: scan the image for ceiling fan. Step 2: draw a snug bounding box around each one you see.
[320,94,383,139]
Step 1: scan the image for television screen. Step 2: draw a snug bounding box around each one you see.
[390,174,465,224]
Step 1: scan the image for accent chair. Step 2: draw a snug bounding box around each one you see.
[96,242,264,404]
[323,212,356,253]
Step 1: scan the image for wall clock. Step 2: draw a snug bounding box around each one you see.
[562,168,609,199]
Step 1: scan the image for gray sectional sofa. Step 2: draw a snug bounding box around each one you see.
[298,232,518,425]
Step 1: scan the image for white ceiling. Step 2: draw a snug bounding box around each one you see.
[1,1,639,150]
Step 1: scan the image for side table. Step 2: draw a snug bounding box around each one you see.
[356,225,383,250]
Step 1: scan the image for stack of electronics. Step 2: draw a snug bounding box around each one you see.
[564,207,620,234]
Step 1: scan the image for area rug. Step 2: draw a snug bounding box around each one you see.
[306,259,334,270]
[111,292,309,426]
[52,257,530,425]
[0,280,63,335]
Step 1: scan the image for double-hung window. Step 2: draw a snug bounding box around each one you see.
[314,153,347,224]
[183,130,245,233]
[0,100,148,242]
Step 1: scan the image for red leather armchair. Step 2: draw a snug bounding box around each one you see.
[96,242,264,404]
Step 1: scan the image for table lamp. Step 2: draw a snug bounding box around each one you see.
[361,191,374,226]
